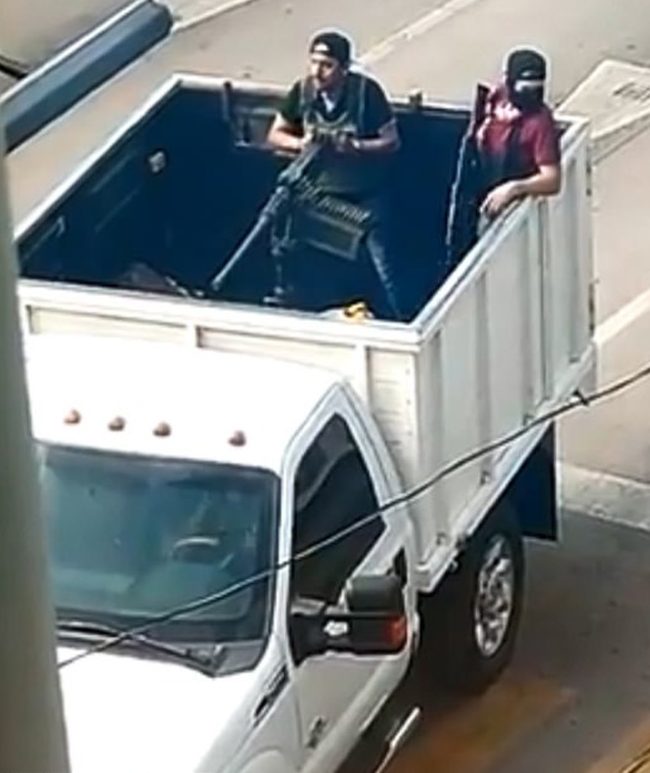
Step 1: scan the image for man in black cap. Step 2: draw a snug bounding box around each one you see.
[266,30,405,320]
[477,47,561,219]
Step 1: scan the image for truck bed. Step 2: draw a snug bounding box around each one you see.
[15,73,595,591]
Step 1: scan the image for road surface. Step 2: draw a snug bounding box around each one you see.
[388,512,650,773]
[0,0,129,65]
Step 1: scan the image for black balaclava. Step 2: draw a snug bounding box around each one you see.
[505,48,547,112]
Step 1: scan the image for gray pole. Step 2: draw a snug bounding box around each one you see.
[0,127,69,771]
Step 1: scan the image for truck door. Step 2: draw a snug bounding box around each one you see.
[285,411,410,772]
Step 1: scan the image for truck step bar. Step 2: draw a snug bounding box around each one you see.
[374,706,422,773]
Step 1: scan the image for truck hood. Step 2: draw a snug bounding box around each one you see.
[58,645,260,773]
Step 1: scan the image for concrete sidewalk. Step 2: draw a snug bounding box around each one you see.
[559,117,650,489]
[561,60,650,164]
[165,0,252,24]
[561,463,650,533]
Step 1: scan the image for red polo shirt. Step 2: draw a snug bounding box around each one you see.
[477,86,561,179]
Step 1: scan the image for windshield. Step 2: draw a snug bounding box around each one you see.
[38,444,279,644]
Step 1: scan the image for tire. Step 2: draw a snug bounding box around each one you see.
[421,505,525,695]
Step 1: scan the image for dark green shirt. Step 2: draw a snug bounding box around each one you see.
[279,72,396,198]
[280,72,394,137]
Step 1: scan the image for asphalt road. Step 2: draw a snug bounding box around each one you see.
[8,0,649,98]
[386,512,650,773]
[0,0,129,65]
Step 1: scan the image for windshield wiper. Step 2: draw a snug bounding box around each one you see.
[57,619,225,677]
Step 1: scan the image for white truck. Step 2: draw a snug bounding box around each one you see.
[14,73,595,772]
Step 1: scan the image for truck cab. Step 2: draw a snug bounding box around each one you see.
[29,333,417,772]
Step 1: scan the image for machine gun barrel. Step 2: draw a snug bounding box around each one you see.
[445,83,490,270]
[209,142,323,294]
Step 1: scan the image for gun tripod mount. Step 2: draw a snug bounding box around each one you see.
[208,142,323,302]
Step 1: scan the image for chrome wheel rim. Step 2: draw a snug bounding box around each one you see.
[473,535,515,658]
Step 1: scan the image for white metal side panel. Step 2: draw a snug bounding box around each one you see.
[410,119,594,587]
[485,221,528,453]
[573,140,595,359]
[436,287,483,526]
[545,145,589,382]
[22,291,421,473]
[26,306,190,344]
[366,350,418,479]
[523,209,545,412]
[199,327,363,391]
[201,330,421,461]
[410,332,446,564]
[547,191,571,381]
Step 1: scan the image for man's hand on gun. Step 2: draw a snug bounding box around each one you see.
[300,127,360,154]
[332,131,360,154]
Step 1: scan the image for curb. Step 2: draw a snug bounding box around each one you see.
[559,58,650,164]
[172,0,259,31]
[591,110,650,164]
[560,463,650,531]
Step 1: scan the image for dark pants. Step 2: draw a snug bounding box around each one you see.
[358,196,406,321]
[284,192,407,320]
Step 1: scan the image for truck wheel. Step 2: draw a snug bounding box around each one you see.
[424,506,524,695]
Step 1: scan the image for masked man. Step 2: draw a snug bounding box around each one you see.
[478,47,562,219]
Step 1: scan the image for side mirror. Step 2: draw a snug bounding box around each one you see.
[343,574,408,655]
[289,574,408,661]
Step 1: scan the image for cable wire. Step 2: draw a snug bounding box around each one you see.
[57,359,650,670]
[0,52,30,80]
[620,746,650,773]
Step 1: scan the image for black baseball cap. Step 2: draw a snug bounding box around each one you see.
[506,48,547,84]
[309,30,352,67]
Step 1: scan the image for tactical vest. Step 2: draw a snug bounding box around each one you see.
[299,73,384,198]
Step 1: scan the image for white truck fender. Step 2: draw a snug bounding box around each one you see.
[236,752,298,773]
